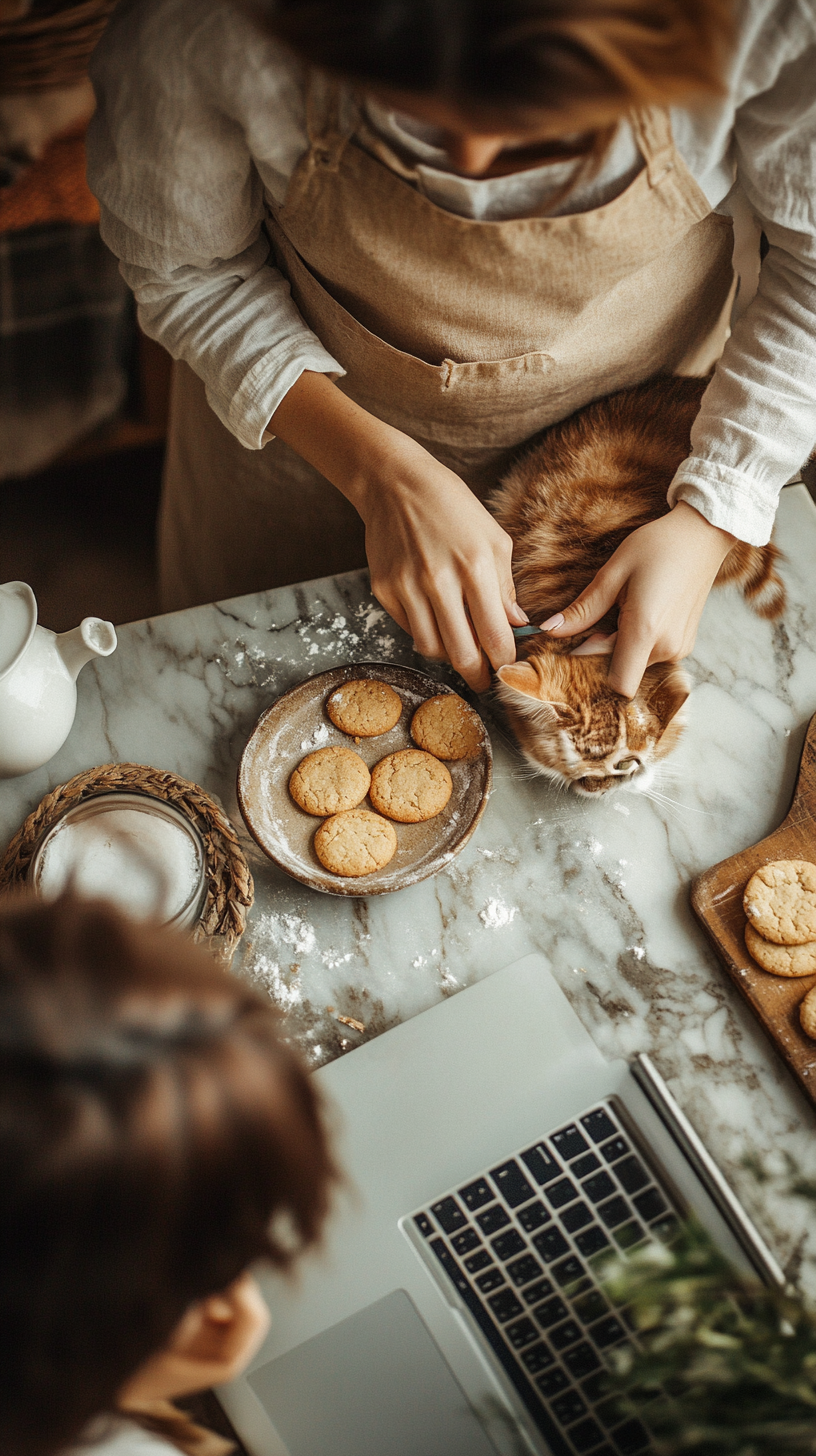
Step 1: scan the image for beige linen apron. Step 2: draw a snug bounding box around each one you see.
[159,76,734,611]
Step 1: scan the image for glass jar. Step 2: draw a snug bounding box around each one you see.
[29,792,206,931]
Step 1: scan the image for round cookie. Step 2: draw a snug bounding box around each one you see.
[369,749,452,823]
[745,921,816,977]
[314,809,397,877]
[743,860,816,945]
[327,679,403,738]
[411,693,483,761]
[289,746,370,817]
[800,984,816,1040]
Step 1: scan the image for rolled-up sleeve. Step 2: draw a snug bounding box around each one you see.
[87,0,343,449]
[668,25,816,544]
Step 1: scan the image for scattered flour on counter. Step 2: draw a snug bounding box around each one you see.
[613,802,630,816]
[588,838,604,856]
[355,603,387,631]
[479,899,518,929]
[308,643,320,656]
[256,911,317,957]
[628,946,646,960]
[324,614,361,647]
[251,955,302,1011]
[375,634,395,654]
[321,949,353,969]
[300,722,332,751]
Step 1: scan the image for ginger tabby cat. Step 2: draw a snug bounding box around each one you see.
[491,376,785,796]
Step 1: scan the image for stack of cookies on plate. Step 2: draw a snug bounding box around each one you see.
[743,859,816,1037]
[288,679,483,878]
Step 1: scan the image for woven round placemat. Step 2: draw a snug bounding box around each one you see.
[0,763,254,960]
[0,0,117,93]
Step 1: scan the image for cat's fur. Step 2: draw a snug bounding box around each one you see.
[490,375,786,796]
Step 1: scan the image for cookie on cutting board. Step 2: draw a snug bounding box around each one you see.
[411,693,483,761]
[326,679,403,738]
[800,984,816,1040]
[314,809,397,877]
[743,860,816,945]
[744,921,816,977]
[369,749,452,823]
[289,746,370,817]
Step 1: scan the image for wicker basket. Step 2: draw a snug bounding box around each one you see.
[0,763,254,961]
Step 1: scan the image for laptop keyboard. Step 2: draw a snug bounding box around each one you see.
[408,1100,680,1456]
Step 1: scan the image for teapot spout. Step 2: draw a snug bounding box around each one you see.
[56,618,117,681]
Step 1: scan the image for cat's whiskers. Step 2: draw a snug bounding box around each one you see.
[638,787,689,823]
[645,763,714,815]
[639,784,713,817]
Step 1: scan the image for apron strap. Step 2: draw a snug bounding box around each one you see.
[630,107,676,188]
[304,69,358,171]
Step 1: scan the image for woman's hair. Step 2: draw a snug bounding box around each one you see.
[250,0,735,131]
[0,894,336,1456]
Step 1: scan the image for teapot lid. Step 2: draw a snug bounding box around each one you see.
[0,582,37,682]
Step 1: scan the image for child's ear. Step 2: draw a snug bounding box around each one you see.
[119,1274,270,1407]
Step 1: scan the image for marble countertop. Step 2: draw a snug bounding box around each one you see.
[4,485,816,1287]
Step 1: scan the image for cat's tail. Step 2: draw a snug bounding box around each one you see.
[715,540,786,620]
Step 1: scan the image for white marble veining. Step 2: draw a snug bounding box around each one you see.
[3,487,816,1287]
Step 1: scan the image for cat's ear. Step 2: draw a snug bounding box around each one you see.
[497,662,578,726]
[639,663,690,732]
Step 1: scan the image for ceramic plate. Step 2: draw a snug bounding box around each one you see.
[237,662,492,896]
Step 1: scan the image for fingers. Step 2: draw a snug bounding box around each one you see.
[467,568,517,677]
[402,595,447,664]
[376,552,518,692]
[376,572,490,690]
[607,618,653,699]
[434,587,492,693]
[495,538,527,628]
[542,566,623,639]
[370,582,411,638]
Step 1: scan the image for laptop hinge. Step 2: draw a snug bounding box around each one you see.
[630,1052,786,1289]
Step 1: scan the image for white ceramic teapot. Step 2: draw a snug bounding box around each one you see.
[0,581,117,778]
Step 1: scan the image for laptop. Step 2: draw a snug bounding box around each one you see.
[218,953,783,1456]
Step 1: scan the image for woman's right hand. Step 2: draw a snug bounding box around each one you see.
[357,440,523,692]
[268,371,524,691]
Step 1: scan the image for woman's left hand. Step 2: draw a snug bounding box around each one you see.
[542,501,737,698]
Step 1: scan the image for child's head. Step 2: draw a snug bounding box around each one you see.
[251,0,735,139]
[0,895,336,1456]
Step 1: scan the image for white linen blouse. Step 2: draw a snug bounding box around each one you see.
[67,1419,178,1456]
[87,0,816,546]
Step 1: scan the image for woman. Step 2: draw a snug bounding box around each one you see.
[0,894,335,1456]
[88,0,816,698]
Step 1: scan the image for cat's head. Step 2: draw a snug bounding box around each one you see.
[496,651,690,796]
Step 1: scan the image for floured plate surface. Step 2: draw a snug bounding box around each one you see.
[237,663,492,896]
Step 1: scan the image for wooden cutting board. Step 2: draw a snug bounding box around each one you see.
[691,710,816,1106]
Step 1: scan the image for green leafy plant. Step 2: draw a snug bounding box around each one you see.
[602,1219,816,1454]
